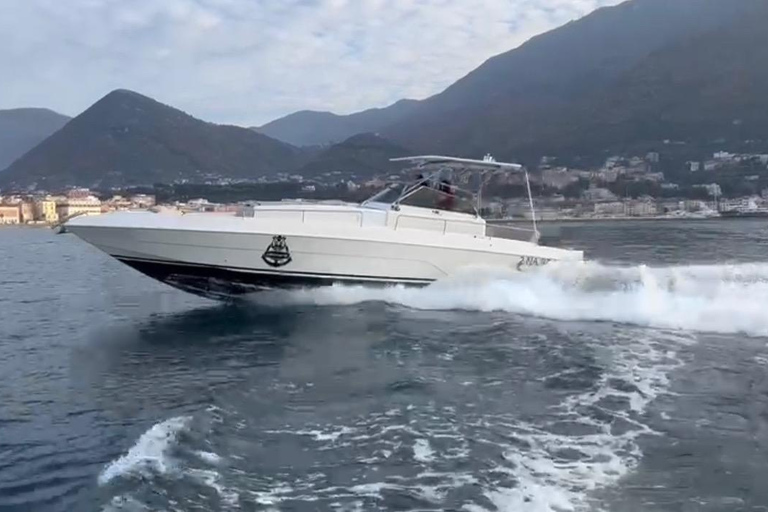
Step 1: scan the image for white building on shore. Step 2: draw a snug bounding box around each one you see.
[56,196,102,220]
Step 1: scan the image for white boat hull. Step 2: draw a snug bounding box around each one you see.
[67,206,582,299]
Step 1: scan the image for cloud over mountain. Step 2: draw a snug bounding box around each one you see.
[0,0,621,126]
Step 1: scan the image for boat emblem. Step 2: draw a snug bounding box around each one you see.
[262,235,292,267]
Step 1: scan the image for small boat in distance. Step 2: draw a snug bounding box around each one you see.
[66,155,584,299]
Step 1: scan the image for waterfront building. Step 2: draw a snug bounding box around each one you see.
[56,196,102,219]
[594,202,625,216]
[67,188,94,199]
[0,205,20,224]
[130,194,156,208]
[583,187,618,202]
[684,200,709,212]
[19,202,35,223]
[625,200,657,217]
[106,195,132,210]
[34,199,59,224]
[661,200,683,214]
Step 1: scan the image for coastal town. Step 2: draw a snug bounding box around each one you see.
[0,189,156,226]
[2,150,768,226]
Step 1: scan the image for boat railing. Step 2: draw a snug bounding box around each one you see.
[238,205,256,217]
[397,185,477,216]
[388,154,540,242]
[51,211,91,232]
[485,223,540,243]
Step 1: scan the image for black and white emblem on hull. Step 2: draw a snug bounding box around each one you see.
[262,235,292,267]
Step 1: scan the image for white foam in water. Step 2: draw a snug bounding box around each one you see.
[101,494,150,512]
[266,426,357,442]
[241,263,768,510]
[186,468,240,506]
[463,330,686,512]
[254,262,768,337]
[254,327,687,511]
[98,416,192,485]
[413,438,435,463]
[194,450,223,465]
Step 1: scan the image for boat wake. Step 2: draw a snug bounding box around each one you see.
[250,261,768,337]
[185,328,687,512]
[98,416,192,486]
[98,413,239,511]
[95,261,768,511]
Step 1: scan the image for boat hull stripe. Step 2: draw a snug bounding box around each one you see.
[113,256,435,283]
[113,256,434,298]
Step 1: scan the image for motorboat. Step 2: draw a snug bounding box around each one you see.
[66,155,584,299]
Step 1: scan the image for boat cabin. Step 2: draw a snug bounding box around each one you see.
[238,155,540,244]
[363,155,540,243]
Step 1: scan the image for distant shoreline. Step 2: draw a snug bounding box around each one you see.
[490,215,762,224]
[0,224,54,229]
[2,214,763,231]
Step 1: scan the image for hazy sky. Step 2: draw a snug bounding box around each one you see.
[1,0,623,126]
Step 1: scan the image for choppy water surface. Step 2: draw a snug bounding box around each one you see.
[2,220,768,512]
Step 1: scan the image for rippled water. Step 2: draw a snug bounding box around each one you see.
[2,220,768,512]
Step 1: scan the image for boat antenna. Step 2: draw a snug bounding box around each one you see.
[477,154,495,215]
[524,167,539,239]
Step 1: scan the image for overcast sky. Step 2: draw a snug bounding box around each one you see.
[1,0,623,126]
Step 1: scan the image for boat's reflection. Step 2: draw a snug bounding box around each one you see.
[70,300,392,418]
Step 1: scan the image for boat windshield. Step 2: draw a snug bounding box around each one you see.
[398,183,476,215]
[364,184,407,205]
[363,173,478,215]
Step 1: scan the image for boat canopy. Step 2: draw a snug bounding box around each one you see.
[390,154,523,172]
[363,154,539,238]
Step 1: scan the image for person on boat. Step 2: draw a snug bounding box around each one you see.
[438,178,456,210]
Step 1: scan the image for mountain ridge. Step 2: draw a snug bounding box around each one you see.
[482,1,768,160]
[1,90,303,189]
[381,0,766,159]
[255,99,419,147]
[260,0,766,162]
[296,132,412,177]
[0,108,71,171]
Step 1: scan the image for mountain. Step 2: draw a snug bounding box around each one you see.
[262,0,766,162]
[0,108,70,170]
[255,99,418,147]
[6,0,764,190]
[380,0,766,160]
[297,133,412,177]
[539,3,768,158]
[1,90,303,189]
